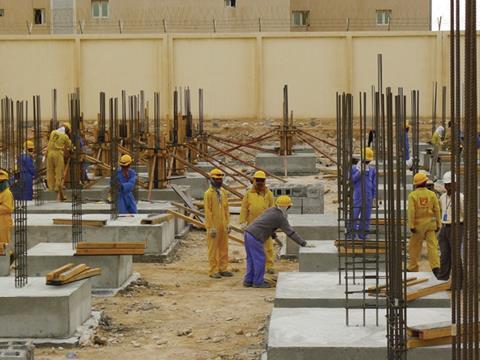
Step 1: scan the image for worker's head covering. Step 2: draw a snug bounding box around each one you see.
[442,171,452,185]
[210,168,224,179]
[435,126,445,135]
[57,126,66,135]
[119,154,132,167]
[62,122,71,132]
[25,140,34,151]
[413,172,429,186]
[276,195,292,216]
[362,147,374,162]
[0,170,9,192]
[253,170,266,180]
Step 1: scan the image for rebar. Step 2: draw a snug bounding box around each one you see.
[109,97,119,220]
[69,90,82,249]
[33,95,43,206]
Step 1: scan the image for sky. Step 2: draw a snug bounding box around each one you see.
[431,0,467,30]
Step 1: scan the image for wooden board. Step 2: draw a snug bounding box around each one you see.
[170,184,205,223]
[407,335,452,349]
[406,281,450,302]
[337,246,385,255]
[140,214,173,225]
[408,321,452,340]
[58,264,89,282]
[334,240,386,248]
[47,268,102,285]
[76,242,145,249]
[53,218,107,227]
[46,263,75,281]
[75,248,145,255]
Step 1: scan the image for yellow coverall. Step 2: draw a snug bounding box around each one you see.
[407,187,441,271]
[204,186,230,276]
[0,186,14,247]
[46,130,72,191]
[239,187,275,270]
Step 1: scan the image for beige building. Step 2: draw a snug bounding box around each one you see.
[0,0,431,34]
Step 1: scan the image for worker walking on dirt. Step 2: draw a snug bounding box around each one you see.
[12,141,36,201]
[407,172,441,276]
[244,196,307,288]
[204,168,233,279]
[430,126,444,181]
[350,147,376,240]
[46,123,72,201]
[239,170,276,274]
[0,170,13,250]
[437,171,464,281]
[117,154,137,215]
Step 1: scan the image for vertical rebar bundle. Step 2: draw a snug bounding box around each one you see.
[33,95,44,206]
[99,92,106,143]
[69,90,82,249]
[51,88,58,133]
[109,97,119,220]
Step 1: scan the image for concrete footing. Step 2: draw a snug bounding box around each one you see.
[27,243,133,290]
[255,152,318,175]
[0,256,9,276]
[275,272,449,308]
[0,277,91,338]
[268,307,450,360]
[169,173,209,199]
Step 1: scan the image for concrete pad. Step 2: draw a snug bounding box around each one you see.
[27,243,133,289]
[169,173,209,199]
[299,241,385,272]
[275,272,450,308]
[255,152,318,176]
[268,307,451,360]
[0,256,9,276]
[0,277,91,338]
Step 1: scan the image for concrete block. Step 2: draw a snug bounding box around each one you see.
[0,256,9,276]
[0,342,34,360]
[268,307,451,360]
[0,277,91,338]
[27,243,133,289]
[255,152,318,175]
[299,241,385,272]
[262,144,315,154]
[275,272,450,308]
[168,173,209,199]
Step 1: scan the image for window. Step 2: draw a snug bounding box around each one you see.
[34,9,45,25]
[0,9,4,17]
[376,10,391,26]
[292,11,309,26]
[225,0,236,7]
[92,0,109,18]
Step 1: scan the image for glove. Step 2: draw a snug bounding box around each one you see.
[209,228,217,238]
[410,228,416,234]
[240,222,247,231]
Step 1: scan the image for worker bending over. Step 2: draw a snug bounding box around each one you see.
[407,172,441,276]
[46,123,72,201]
[244,196,307,288]
[239,171,276,274]
[14,141,36,201]
[204,168,232,279]
[0,170,13,253]
[437,171,463,281]
[350,147,376,240]
[117,155,137,215]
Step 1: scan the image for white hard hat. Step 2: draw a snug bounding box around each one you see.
[436,126,445,134]
[443,171,452,184]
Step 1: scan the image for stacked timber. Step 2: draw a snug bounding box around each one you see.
[46,263,101,285]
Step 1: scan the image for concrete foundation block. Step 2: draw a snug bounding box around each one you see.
[275,272,450,308]
[0,341,34,360]
[255,152,318,175]
[169,173,209,199]
[0,277,91,338]
[268,307,451,360]
[27,243,133,289]
[0,256,9,276]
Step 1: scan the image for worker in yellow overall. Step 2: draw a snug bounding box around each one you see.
[46,123,72,201]
[0,170,13,256]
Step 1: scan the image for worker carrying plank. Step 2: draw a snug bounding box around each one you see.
[239,170,276,274]
[0,170,13,250]
[436,171,464,281]
[350,147,376,240]
[204,168,233,279]
[13,140,36,201]
[407,172,441,277]
[46,123,72,201]
[243,195,307,288]
[117,154,137,215]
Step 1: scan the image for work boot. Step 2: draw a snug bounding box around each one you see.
[209,273,222,279]
[266,269,276,275]
[219,271,233,277]
[243,282,252,288]
[253,282,271,289]
[432,267,441,279]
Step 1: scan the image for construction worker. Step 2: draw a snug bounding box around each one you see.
[0,170,13,249]
[407,172,441,276]
[243,196,307,288]
[117,154,137,215]
[430,125,444,180]
[405,124,413,169]
[350,147,376,240]
[204,168,232,279]
[14,141,36,201]
[46,123,72,201]
[437,171,464,281]
[239,170,276,274]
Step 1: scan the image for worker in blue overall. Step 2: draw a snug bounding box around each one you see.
[117,154,137,215]
[405,124,412,169]
[15,140,36,201]
[350,147,376,240]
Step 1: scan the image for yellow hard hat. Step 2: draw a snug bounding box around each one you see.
[363,147,374,161]
[25,140,34,150]
[276,195,292,207]
[413,172,428,186]
[119,154,132,167]
[0,170,8,181]
[253,170,266,180]
[209,168,224,179]
[62,122,71,131]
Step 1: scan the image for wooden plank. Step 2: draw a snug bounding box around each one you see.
[75,248,145,255]
[405,278,430,287]
[407,336,451,349]
[406,281,450,302]
[140,214,173,225]
[169,184,205,223]
[53,218,107,227]
[337,246,385,255]
[334,240,386,248]
[46,263,76,281]
[367,277,418,292]
[48,268,102,285]
[57,264,89,282]
[76,242,145,249]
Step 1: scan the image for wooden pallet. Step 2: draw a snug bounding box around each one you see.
[75,241,146,255]
[46,263,102,285]
[53,218,107,227]
[140,214,173,225]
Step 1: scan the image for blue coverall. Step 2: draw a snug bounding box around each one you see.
[15,153,35,200]
[350,164,376,239]
[117,168,137,214]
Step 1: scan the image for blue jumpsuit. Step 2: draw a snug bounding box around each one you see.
[117,168,137,214]
[15,153,35,200]
[350,164,376,239]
